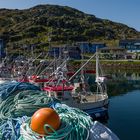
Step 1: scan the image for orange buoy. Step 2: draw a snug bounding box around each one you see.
[30,108,60,135]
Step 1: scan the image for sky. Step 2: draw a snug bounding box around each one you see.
[0,0,140,31]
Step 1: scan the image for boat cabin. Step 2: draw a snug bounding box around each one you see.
[43,85,74,100]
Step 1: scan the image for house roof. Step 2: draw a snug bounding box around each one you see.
[100,47,125,51]
[119,39,140,44]
[51,45,81,51]
[51,45,66,48]
[76,42,106,45]
[134,43,140,46]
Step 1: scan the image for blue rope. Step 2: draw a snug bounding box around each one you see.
[0,81,40,102]
[0,116,29,140]
[0,89,60,140]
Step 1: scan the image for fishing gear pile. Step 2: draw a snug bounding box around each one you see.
[0,81,40,102]
[0,81,93,140]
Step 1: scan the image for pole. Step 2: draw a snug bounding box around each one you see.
[96,46,99,79]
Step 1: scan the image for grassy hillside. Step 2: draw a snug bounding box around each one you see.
[0,4,140,54]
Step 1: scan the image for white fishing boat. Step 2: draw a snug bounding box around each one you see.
[43,49,109,117]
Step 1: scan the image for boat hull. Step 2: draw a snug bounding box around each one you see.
[63,98,108,110]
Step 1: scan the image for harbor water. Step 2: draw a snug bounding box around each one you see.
[105,71,140,140]
[107,90,140,140]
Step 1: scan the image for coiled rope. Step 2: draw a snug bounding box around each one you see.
[0,82,93,140]
[0,90,60,124]
[0,81,40,102]
[19,104,93,140]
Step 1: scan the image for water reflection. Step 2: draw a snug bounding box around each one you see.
[86,71,140,98]
[111,72,140,81]
[107,90,140,140]
[102,70,140,140]
[87,70,140,124]
[103,70,140,97]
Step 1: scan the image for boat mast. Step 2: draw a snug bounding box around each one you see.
[95,46,99,96]
[81,43,84,83]
[96,46,99,80]
[95,46,107,95]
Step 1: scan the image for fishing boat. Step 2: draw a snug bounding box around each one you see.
[43,49,109,117]
[0,57,13,84]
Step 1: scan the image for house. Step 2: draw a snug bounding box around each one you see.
[48,45,81,60]
[77,42,106,53]
[100,47,126,59]
[49,47,60,58]
[67,46,81,59]
[119,39,140,53]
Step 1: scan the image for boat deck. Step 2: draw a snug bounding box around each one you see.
[72,93,108,103]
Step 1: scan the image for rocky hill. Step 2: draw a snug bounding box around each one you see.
[0,4,140,52]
